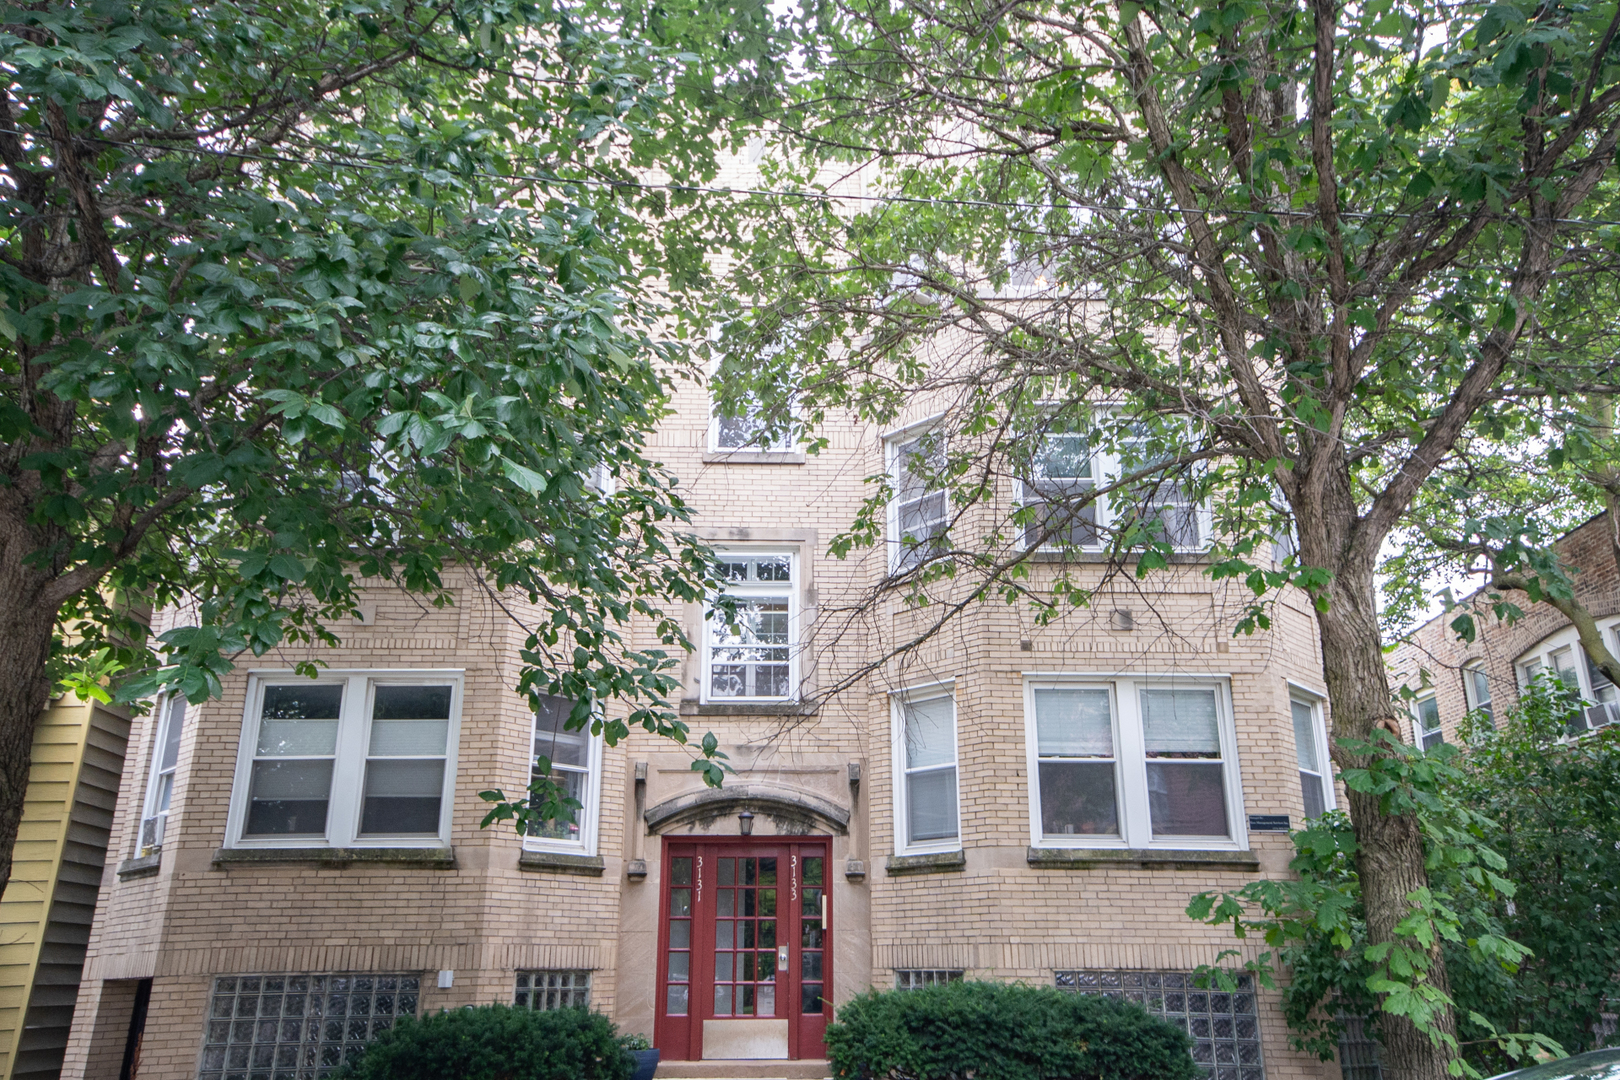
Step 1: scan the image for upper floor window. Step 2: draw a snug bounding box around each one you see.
[705,553,797,702]
[1463,664,1493,723]
[887,429,949,573]
[139,694,189,854]
[1414,692,1442,750]
[526,695,601,852]
[1015,421,1207,553]
[1290,695,1333,819]
[227,673,461,848]
[1024,676,1244,850]
[893,687,959,854]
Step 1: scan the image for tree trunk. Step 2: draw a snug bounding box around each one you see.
[0,513,66,903]
[1317,554,1457,1080]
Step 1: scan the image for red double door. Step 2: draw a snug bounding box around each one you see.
[655,838,831,1061]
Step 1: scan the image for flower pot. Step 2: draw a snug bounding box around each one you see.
[630,1048,660,1080]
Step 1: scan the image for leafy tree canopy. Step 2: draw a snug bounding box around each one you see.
[0,0,796,888]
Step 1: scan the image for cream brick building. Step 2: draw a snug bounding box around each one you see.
[55,362,1360,1080]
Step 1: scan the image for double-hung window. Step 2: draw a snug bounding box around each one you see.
[1115,426,1204,549]
[705,552,797,702]
[1018,428,1099,550]
[1463,664,1493,723]
[1414,693,1443,750]
[1016,419,1207,553]
[525,694,601,852]
[1290,695,1334,819]
[228,672,461,848]
[139,694,189,854]
[1025,677,1244,850]
[887,429,949,573]
[1518,627,1620,733]
[893,688,960,853]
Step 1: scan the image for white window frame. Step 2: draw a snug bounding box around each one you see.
[1413,691,1442,749]
[1289,690,1335,819]
[885,418,949,573]
[1023,674,1247,852]
[522,697,603,856]
[1463,662,1493,720]
[224,670,464,850]
[1016,416,1212,554]
[701,549,800,704]
[890,682,962,856]
[706,354,796,454]
[138,692,189,854]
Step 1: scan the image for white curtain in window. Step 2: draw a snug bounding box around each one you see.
[1140,689,1220,755]
[904,696,955,769]
[1034,689,1113,756]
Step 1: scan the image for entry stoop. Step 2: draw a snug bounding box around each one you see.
[651,1060,833,1080]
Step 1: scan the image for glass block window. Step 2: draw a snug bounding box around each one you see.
[895,969,964,990]
[514,970,591,1010]
[198,973,419,1080]
[1055,969,1263,1080]
[1336,1012,1383,1080]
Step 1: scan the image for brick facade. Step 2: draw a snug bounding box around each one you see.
[1389,513,1620,746]
[57,368,1356,1080]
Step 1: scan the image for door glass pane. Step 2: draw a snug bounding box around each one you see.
[1146,762,1229,837]
[907,767,958,842]
[718,858,735,886]
[671,857,692,886]
[670,921,690,949]
[671,889,691,917]
[1141,689,1221,756]
[1038,761,1118,837]
[667,986,688,1015]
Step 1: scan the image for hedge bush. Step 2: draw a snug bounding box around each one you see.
[824,980,1200,1080]
[331,1004,633,1080]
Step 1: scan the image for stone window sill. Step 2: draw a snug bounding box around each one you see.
[886,850,967,876]
[701,451,806,465]
[518,850,605,877]
[116,853,162,880]
[1026,846,1259,871]
[211,847,456,870]
[681,701,817,717]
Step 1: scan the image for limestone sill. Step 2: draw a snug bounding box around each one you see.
[1026,847,1260,871]
[518,850,606,876]
[211,847,456,870]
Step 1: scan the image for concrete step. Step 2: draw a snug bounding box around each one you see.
[653,1060,832,1079]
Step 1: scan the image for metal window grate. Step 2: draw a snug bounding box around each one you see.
[1056,969,1264,1080]
[1336,1012,1383,1080]
[198,973,419,1080]
[514,970,591,1010]
[895,969,964,990]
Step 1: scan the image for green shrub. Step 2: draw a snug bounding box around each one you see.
[825,980,1199,1080]
[332,1004,633,1080]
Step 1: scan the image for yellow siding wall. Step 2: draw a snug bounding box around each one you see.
[0,694,105,1079]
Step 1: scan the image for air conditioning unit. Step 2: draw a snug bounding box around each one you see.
[138,814,165,855]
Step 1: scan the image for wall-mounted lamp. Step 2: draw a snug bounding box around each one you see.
[738,809,755,836]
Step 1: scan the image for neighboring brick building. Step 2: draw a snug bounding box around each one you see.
[1390,513,1620,749]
